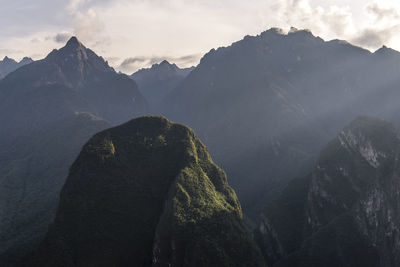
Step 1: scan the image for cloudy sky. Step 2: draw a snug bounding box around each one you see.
[1,0,400,73]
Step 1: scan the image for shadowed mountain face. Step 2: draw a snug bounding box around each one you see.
[160,27,400,220]
[256,116,400,267]
[131,60,193,108]
[20,116,265,267]
[0,37,147,138]
[0,37,148,265]
[0,56,33,79]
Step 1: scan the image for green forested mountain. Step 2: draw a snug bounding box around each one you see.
[20,116,265,267]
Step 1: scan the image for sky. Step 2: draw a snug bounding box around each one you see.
[1,0,400,73]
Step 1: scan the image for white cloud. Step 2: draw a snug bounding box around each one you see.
[2,0,400,69]
[269,0,400,51]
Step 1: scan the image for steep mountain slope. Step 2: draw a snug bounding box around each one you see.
[0,56,33,79]
[257,116,400,267]
[131,60,193,108]
[20,116,265,267]
[161,27,400,219]
[0,114,110,265]
[0,37,148,265]
[0,37,147,139]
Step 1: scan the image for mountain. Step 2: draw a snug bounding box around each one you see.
[20,116,265,267]
[1,36,147,137]
[160,27,400,220]
[256,116,400,267]
[0,56,33,79]
[0,114,110,266]
[0,37,148,265]
[131,60,193,108]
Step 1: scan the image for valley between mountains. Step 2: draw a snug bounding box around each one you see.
[2,28,400,266]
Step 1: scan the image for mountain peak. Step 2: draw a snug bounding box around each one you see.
[2,56,16,63]
[65,36,81,48]
[151,60,179,72]
[19,57,33,64]
[160,59,170,65]
[374,45,400,57]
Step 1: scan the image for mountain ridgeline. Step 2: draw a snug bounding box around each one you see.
[131,60,193,108]
[0,37,148,265]
[0,56,33,79]
[159,27,400,220]
[20,116,265,267]
[256,116,400,267]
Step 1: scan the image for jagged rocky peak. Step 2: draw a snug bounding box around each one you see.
[131,60,193,107]
[0,55,33,79]
[19,57,33,64]
[373,45,400,59]
[65,36,80,47]
[45,36,112,74]
[2,56,17,63]
[152,59,179,72]
[62,36,88,58]
[20,116,265,267]
[257,116,400,267]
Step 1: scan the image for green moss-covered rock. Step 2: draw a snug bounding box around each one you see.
[20,116,265,267]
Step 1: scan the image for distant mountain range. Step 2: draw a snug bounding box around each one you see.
[159,27,400,220]
[0,56,33,79]
[0,37,147,265]
[131,60,193,108]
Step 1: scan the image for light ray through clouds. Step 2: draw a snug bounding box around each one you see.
[1,0,400,73]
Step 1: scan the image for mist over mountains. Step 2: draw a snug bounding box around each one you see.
[2,26,400,267]
[159,27,400,220]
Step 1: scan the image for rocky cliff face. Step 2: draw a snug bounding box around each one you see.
[257,116,400,267]
[20,116,265,267]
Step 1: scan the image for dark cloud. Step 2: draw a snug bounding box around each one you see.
[54,32,73,43]
[352,25,400,49]
[366,3,400,21]
[119,56,148,68]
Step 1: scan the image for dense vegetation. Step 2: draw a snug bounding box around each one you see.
[21,116,265,267]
